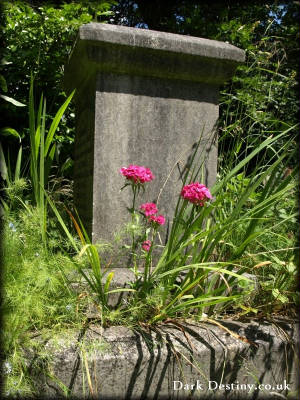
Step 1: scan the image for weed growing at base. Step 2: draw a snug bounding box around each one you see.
[1,207,89,397]
[46,124,298,330]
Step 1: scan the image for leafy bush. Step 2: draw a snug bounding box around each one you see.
[1,1,114,159]
[218,21,298,169]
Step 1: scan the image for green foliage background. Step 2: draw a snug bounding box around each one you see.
[1,0,115,169]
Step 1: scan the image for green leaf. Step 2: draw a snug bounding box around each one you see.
[104,271,114,294]
[44,191,79,252]
[35,94,44,160]
[169,295,239,314]
[272,289,289,304]
[0,127,21,141]
[44,89,75,156]
[14,145,22,181]
[0,142,8,181]
[106,288,136,294]
[29,76,39,205]
[44,144,55,187]
[0,74,7,92]
[156,262,253,282]
[0,94,25,107]
[39,98,46,243]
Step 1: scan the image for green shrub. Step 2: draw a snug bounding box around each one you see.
[1,1,114,160]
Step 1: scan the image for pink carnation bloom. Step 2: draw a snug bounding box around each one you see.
[148,215,166,225]
[142,240,152,251]
[120,165,154,184]
[181,182,212,206]
[140,202,158,216]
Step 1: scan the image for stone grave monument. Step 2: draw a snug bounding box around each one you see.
[64,23,245,252]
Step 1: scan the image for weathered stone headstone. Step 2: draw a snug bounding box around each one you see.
[64,23,244,247]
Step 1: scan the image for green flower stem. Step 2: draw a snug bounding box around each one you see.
[143,250,151,286]
[144,226,157,285]
[131,184,138,269]
[132,184,137,211]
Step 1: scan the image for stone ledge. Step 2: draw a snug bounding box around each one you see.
[26,320,299,399]
[64,23,245,95]
[79,23,245,62]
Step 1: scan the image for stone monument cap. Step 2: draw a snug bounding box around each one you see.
[78,23,245,61]
[65,23,245,94]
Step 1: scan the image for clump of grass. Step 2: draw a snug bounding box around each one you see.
[2,357,33,398]
[215,168,299,318]
[45,124,298,330]
[1,207,89,396]
[3,178,28,210]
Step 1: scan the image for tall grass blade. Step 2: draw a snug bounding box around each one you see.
[212,126,296,195]
[44,144,56,188]
[29,77,39,205]
[40,99,46,243]
[0,142,8,181]
[44,89,75,156]
[45,191,79,251]
[14,146,22,181]
[35,94,43,160]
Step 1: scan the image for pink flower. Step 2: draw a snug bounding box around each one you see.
[148,215,166,225]
[140,202,158,216]
[181,182,212,206]
[120,165,154,184]
[142,240,151,251]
